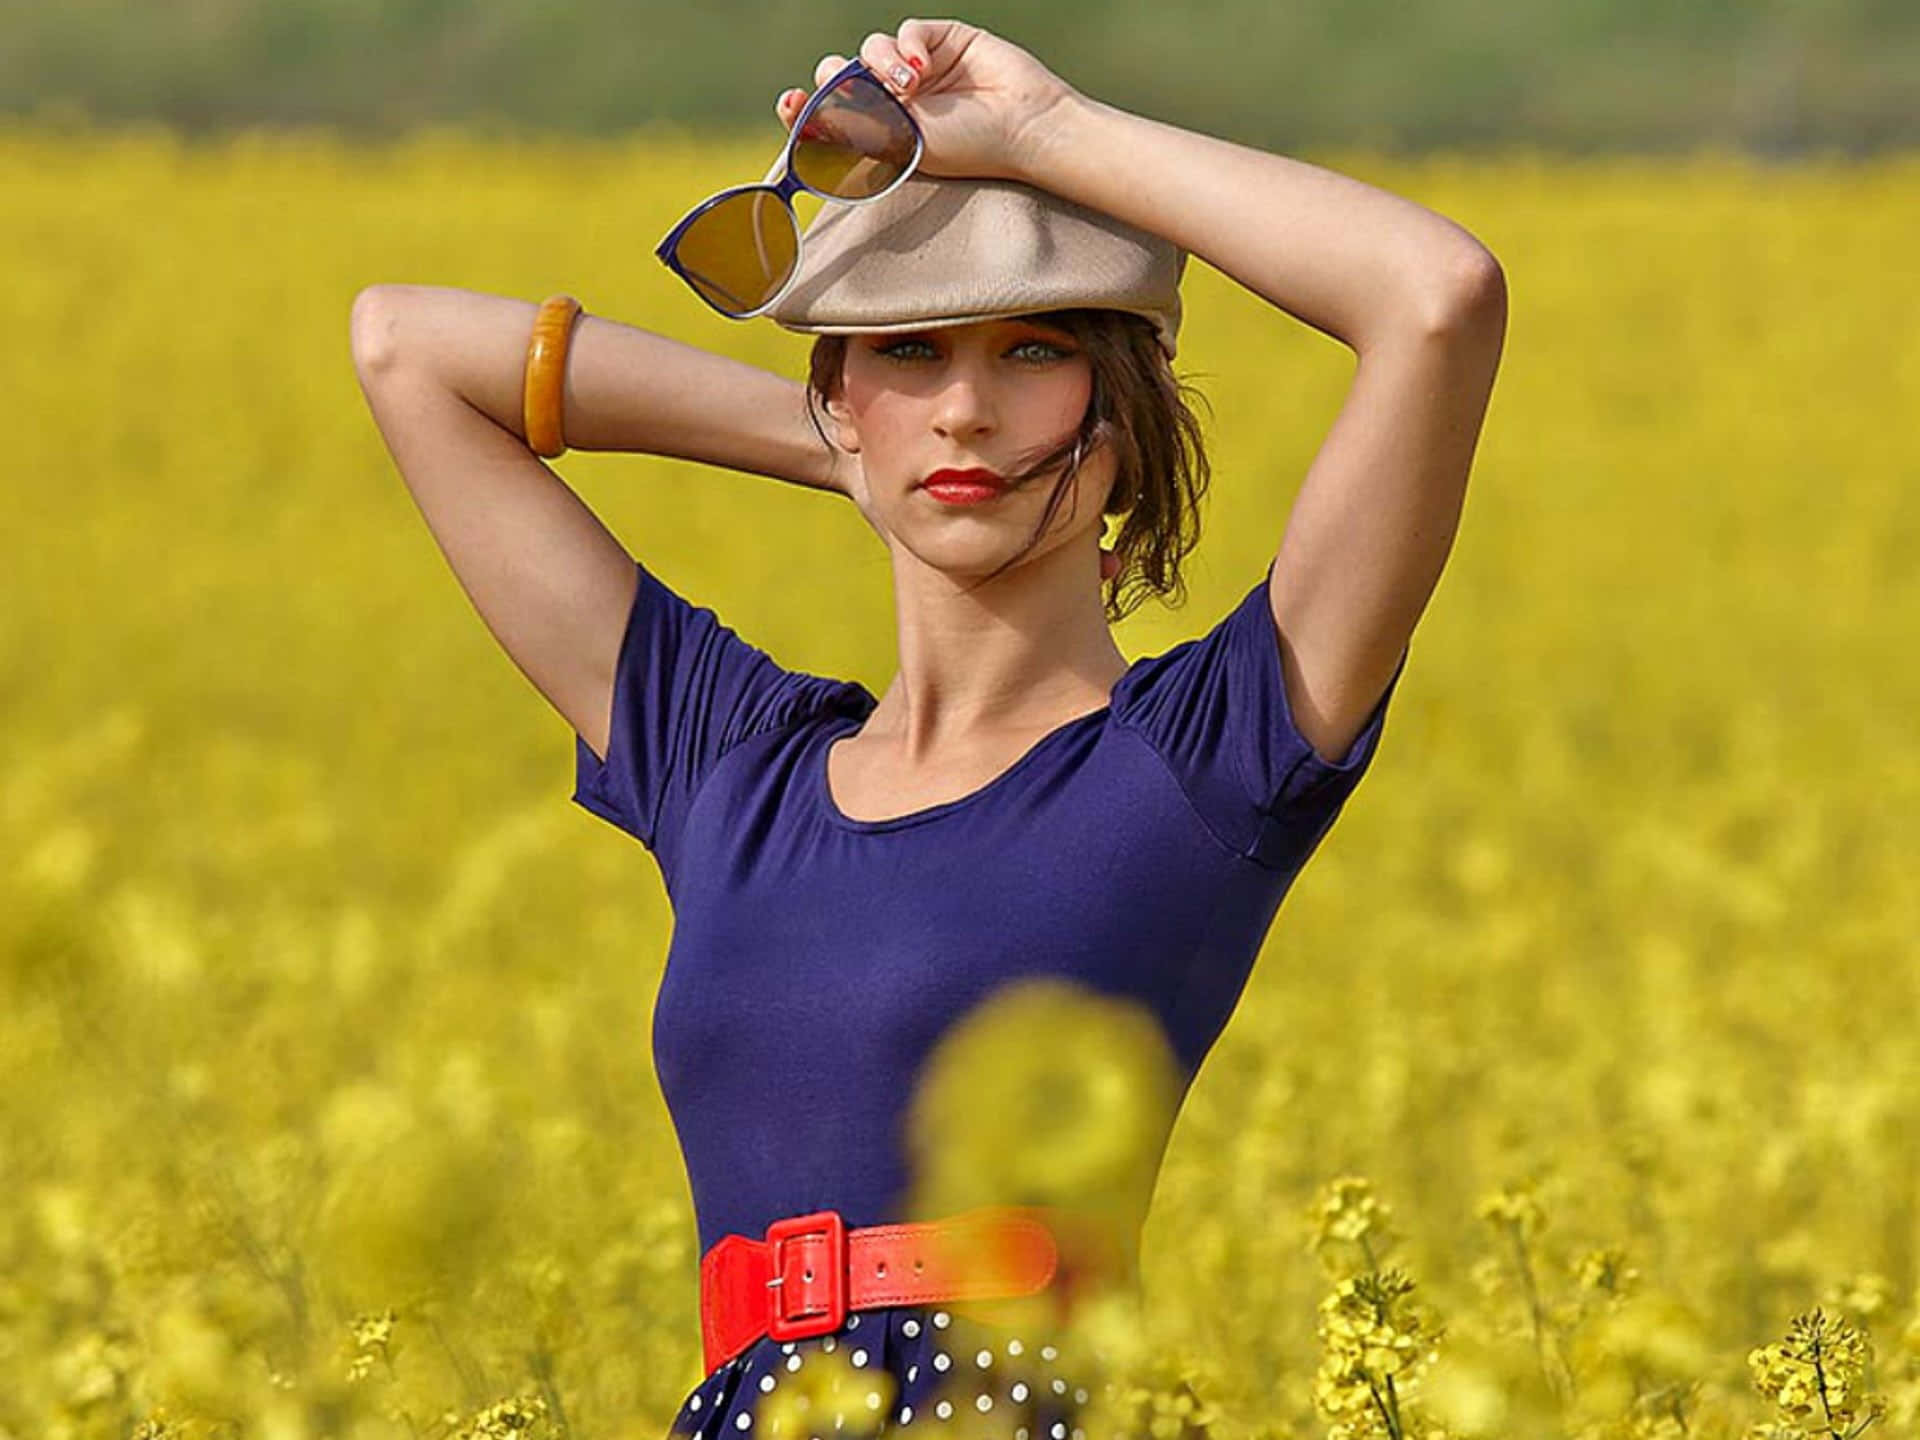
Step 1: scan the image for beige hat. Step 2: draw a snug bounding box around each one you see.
[768,175,1188,360]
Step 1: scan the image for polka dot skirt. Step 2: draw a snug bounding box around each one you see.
[668,1304,1099,1439]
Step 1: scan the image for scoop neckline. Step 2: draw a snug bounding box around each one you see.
[816,689,1122,833]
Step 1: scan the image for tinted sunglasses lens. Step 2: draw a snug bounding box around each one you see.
[791,70,918,199]
[671,189,800,316]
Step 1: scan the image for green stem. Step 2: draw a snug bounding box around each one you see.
[1368,1377,1401,1440]
[1506,1220,1562,1402]
[530,1345,572,1440]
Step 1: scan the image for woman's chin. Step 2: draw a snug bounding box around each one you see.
[902,541,1030,582]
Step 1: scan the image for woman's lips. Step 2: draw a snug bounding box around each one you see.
[920,467,1008,504]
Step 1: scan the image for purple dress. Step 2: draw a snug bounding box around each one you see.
[571,557,1404,1436]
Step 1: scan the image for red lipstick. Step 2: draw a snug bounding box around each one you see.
[920,467,1008,505]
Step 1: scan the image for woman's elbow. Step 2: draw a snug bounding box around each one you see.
[1423,247,1507,338]
[350,285,408,380]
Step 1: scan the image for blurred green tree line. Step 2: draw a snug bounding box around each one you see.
[2,0,1915,153]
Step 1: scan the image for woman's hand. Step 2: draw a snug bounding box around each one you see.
[774,19,1079,183]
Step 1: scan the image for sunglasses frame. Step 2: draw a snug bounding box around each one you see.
[655,57,927,321]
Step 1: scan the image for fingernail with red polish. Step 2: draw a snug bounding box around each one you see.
[906,54,924,70]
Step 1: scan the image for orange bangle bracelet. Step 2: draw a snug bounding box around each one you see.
[523,294,584,458]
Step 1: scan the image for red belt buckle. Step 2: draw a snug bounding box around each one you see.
[763,1209,848,1344]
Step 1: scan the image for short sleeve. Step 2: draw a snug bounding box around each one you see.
[1112,560,1406,872]
[571,559,865,859]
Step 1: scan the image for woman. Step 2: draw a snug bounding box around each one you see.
[350,16,1504,1438]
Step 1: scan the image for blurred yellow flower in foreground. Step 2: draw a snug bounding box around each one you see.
[905,975,1178,1211]
[756,1347,895,1439]
[902,975,1180,1333]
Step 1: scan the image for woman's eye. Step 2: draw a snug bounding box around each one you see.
[1012,341,1071,363]
[876,339,1071,363]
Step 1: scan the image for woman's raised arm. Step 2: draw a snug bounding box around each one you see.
[351,285,841,484]
[812,19,1503,765]
[987,79,1504,763]
[348,284,840,760]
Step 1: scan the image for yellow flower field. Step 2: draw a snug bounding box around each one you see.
[2,125,1917,1438]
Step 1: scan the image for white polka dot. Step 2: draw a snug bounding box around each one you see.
[1011,1382,1028,1402]
[1016,1430,1029,1440]
[932,1311,951,1329]
[782,1343,796,1354]
[847,1314,860,1329]
[1074,1388,1088,1404]
[1052,1378,1067,1394]
[1007,1338,1024,1356]
[691,1396,702,1411]
[1072,1429,1086,1440]
[1041,1345,1058,1361]
[976,1394,994,1412]
[936,1401,953,1420]
[785,1354,801,1372]
[851,1349,868,1367]
[902,1318,920,1337]
[899,1407,913,1424]
[758,1375,776,1393]
[735,1415,752,1431]
[907,1364,918,1382]
[1051,1424,1066,1439]
[866,1392,882,1410]
[976,1348,993,1368]
[822,1336,836,1352]
[932,1352,950,1372]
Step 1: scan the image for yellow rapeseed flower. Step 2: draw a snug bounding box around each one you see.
[1747,1306,1887,1436]
[1475,1181,1546,1241]
[344,1306,398,1383]
[1573,1247,1640,1298]
[448,1391,550,1439]
[1306,1175,1401,1276]
[1315,1269,1447,1440]
[1818,1272,1897,1323]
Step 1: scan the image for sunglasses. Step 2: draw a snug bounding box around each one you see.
[655,58,926,320]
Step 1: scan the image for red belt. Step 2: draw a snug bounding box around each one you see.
[699,1205,1108,1376]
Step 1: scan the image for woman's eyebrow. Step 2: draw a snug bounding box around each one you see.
[872,322,1076,345]
[989,320,1077,343]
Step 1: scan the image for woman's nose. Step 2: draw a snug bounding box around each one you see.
[930,367,996,436]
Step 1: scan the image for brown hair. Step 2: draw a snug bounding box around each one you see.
[801,308,1214,626]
